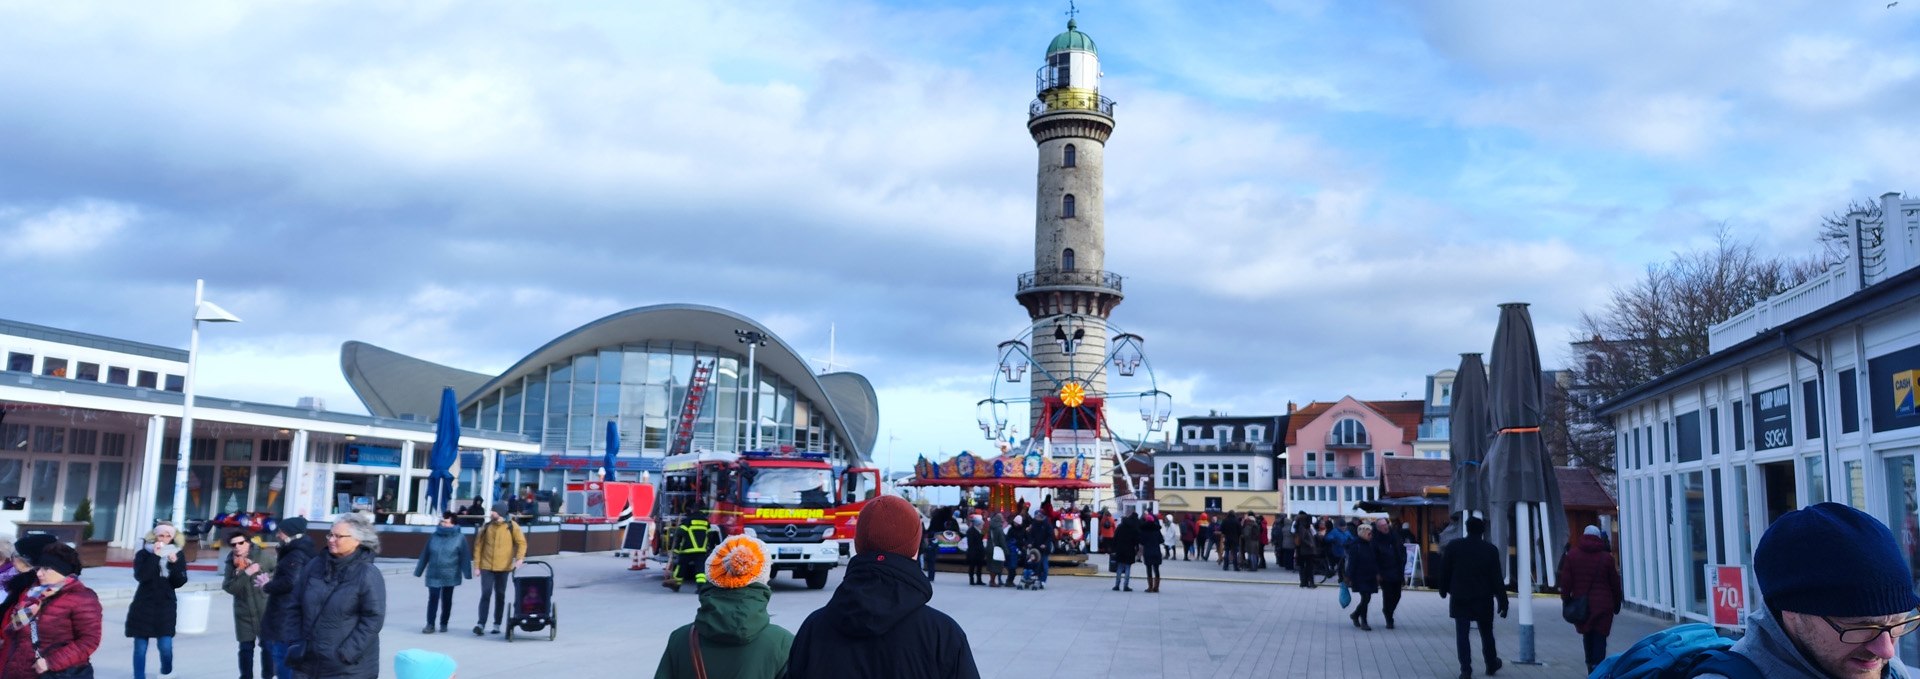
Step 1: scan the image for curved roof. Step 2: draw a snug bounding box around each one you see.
[339,341,493,421]
[346,304,877,463]
[1047,19,1097,56]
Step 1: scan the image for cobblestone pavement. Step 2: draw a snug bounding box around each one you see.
[80,550,1663,678]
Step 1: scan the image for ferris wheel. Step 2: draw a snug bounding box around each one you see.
[973,314,1172,497]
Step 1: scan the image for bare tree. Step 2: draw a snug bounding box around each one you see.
[1817,199,1884,269]
[1556,227,1820,479]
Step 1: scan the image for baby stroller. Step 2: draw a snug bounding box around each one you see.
[504,560,557,642]
[1013,545,1046,591]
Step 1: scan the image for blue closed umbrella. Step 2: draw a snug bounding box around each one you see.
[604,419,620,481]
[425,387,460,513]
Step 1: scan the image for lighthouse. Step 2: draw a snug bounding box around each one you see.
[1015,18,1122,427]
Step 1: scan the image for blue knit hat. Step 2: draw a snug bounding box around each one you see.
[1755,503,1920,617]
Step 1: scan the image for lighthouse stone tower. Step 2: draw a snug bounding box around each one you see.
[1014,19,1122,429]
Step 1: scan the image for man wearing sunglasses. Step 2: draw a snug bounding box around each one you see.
[1699,503,1920,679]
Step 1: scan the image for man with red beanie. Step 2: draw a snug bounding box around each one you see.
[781,495,979,679]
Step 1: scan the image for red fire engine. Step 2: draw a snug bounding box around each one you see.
[657,447,881,589]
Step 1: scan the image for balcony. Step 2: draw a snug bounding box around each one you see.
[1029,93,1116,119]
[1017,269,1123,294]
[1325,435,1371,450]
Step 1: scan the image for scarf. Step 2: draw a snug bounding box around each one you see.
[8,577,71,631]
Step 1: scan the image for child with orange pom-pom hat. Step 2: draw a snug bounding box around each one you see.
[652,535,793,679]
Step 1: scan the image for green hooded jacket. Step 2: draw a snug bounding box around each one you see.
[654,583,793,679]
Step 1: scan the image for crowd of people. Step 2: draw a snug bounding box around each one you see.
[0,489,1911,679]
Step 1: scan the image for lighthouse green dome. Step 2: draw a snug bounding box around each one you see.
[1046,20,1097,56]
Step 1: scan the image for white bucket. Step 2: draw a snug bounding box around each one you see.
[176,591,211,635]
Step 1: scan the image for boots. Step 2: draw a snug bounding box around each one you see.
[1146,575,1159,593]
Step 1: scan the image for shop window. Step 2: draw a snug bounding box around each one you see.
[1732,400,1746,451]
[32,427,64,454]
[1708,408,1720,457]
[40,358,67,378]
[258,439,291,462]
[1063,143,1076,167]
[224,440,253,461]
[1675,411,1702,463]
[106,367,129,385]
[75,362,99,381]
[1,424,27,451]
[1803,380,1822,439]
[1839,369,1860,434]
[68,429,96,455]
[1062,194,1076,218]
[100,432,127,457]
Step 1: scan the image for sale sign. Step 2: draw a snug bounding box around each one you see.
[1712,565,1746,626]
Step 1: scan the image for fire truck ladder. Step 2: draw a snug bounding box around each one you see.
[669,360,714,456]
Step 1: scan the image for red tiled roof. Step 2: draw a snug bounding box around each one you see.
[1283,398,1425,446]
[1283,402,1335,446]
[1378,457,1618,512]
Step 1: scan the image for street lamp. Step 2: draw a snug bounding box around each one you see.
[173,279,241,528]
[735,329,769,452]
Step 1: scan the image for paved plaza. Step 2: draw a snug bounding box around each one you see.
[77,551,1664,678]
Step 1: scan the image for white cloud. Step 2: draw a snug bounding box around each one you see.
[6,200,138,256]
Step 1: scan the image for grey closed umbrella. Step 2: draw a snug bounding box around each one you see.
[1448,353,1492,522]
[1481,303,1568,583]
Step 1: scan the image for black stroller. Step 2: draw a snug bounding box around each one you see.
[504,560,557,642]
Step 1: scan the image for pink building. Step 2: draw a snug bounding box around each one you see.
[1282,397,1423,518]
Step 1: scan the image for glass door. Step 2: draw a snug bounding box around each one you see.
[1883,454,1919,666]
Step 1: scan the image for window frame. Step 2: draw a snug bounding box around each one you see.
[1061,194,1076,218]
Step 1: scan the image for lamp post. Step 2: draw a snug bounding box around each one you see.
[172,279,241,528]
[735,329,769,452]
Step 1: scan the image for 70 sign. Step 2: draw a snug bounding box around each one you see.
[1712,565,1747,627]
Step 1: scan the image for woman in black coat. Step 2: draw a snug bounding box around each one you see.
[1138,514,1165,594]
[1345,524,1381,631]
[962,517,987,586]
[1109,512,1141,592]
[128,523,189,679]
[296,514,387,679]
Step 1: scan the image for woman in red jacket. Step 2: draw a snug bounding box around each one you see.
[2,542,103,677]
[1556,525,1623,674]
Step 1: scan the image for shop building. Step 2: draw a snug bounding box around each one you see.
[342,304,880,497]
[1598,193,1920,662]
[1281,397,1423,518]
[1153,414,1285,515]
[0,318,537,549]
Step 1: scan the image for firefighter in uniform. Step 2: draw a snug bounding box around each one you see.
[667,511,717,592]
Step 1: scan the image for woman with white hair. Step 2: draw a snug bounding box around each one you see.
[293,514,387,678]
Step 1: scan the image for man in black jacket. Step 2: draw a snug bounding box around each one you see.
[260,517,316,679]
[784,495,979,679]
[1219,511,1242,571]
[1437,517,1506,679]
[1372,519,1408,629]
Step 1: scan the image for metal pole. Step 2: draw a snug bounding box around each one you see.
[746,341,758,451]
[1516,500,1537,664]
[170,280,203,528]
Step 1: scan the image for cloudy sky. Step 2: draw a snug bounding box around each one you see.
[3,1,1916,471]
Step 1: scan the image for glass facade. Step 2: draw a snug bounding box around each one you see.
[461,341,850,462]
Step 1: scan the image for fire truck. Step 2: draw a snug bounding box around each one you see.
[657,447,882,589]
